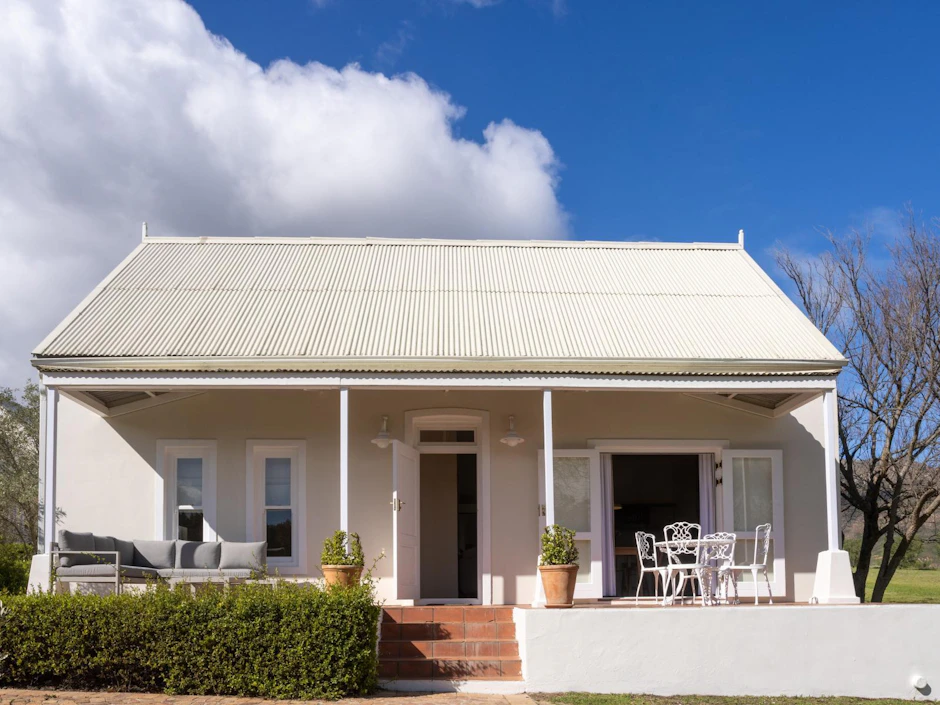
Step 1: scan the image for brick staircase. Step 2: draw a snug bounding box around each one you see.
[379,605,522,681]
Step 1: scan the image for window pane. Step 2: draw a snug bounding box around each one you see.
[266,509,292,558]
[177,458,203,507]
[419,430,475,443]
[265,458,291,506]
[178,510,203,541]
[575,540,591,583]
[732,457,773,531]
[554,456,591,533]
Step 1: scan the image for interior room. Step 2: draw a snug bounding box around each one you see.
[419,453,478,601]
[611,454,700,598]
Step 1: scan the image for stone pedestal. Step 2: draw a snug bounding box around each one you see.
[26,553,52,594]
[811,549,861,604]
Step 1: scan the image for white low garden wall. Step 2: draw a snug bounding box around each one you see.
[516,604,940,700]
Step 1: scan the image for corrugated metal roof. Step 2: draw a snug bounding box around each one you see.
[33,237,845,376]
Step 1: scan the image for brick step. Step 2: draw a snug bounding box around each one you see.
[383,606,515,624]
[379,606,521,682]
[380,639,520,659]
[378,657,523,680]
[381,621,516,641]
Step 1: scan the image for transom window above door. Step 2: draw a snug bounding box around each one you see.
[419,429,475,443]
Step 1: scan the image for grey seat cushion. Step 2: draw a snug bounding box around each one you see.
[132,540,176,569]
[57,530,97,567]
[157,568,253,579]
[57,564,159,579]
[176,541,221,569]
[219,541,266,571]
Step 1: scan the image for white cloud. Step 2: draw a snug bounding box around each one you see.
[0,0,567,386]
[375,20,415,68]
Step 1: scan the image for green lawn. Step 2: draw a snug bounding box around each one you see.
[863,568,940,603]
[536,693,919,705]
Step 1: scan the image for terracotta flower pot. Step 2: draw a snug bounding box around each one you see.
[539,564,578,608]
[321,565,363,588]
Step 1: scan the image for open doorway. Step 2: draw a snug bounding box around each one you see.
[610,454,700,598]
[419,453,478,601]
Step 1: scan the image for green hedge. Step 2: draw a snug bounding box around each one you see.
[0,543,32,594]
[0,581,380,699]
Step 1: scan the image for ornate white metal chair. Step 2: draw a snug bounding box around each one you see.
[719,523,773,605]
[700,531,736,604]
[662,521,706,606]
[634,531,668,605]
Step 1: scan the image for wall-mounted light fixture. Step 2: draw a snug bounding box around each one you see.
[371,415,391,449]
[500,415,525,447]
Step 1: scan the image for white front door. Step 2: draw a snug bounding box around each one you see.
[538,449,603,599]
[392,440,420,601]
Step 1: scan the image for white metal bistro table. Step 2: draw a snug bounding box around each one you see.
[654,537,736,606]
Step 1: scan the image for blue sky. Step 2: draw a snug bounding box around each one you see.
[2,1,939,384]
[193,0,940,257]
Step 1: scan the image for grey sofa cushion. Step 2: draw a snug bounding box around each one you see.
[176,541,221,569]
[157,568,253,580]
[132,540,176,569]
[219,541,266,571]
[93,535,116,564]
[113,537,135,567]
[57,564,159,580]
[58,530,96,567]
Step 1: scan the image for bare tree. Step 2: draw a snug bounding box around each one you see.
[776,208,940,602]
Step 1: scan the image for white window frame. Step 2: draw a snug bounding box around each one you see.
[537,449,603,601]
[721,449,786,598]
[155,440,217,541]
[246,440,307,574]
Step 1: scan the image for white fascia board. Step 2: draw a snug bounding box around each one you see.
[41,370,838,392]
[31,355,846,376]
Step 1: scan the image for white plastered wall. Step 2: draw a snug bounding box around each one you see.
[54,388,828,604]
[517,604,940,699]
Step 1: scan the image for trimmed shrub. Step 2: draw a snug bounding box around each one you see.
[539,524,579,566]
[0,543,32,594]
[321,530,365,567]
[0,581,380,699]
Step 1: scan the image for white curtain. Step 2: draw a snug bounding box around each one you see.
[698,453,716,535]
[600,453,616,597]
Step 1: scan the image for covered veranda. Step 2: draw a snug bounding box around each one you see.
[33,368,854,606]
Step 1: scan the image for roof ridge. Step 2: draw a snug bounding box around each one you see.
[140,235,743,250]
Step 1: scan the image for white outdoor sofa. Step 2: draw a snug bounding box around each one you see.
[53,529,267,594]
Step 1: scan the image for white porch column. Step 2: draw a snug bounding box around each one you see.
[822,388,841,551]
[543,389,554,526]
[28,386,58,594]
[811,386,860,603]
[36,385,48,553]
[339,387,349,535]
[42,387,59,554]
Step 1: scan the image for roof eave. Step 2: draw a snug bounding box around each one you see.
[31,355,847,376]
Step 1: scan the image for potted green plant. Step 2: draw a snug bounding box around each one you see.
[538,524,579,608]
[320,530,365,587]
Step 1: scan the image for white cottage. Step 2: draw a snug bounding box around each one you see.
[29,234,940,699]
[30,233,860,607]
